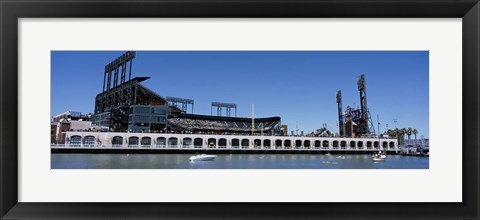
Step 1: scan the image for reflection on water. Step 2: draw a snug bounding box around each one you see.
[51,154,429,169]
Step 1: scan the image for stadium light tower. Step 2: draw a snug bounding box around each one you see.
[212,102,237,117]
[166,97,194,114]
[252,104,255,135]
[336,90,345,137]
[101,51,136,109]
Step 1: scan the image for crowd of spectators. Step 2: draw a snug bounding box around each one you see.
[167,117,278,133]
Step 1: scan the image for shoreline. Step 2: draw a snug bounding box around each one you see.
[51,148,401,155]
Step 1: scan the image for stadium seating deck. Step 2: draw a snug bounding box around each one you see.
[167,114,281,135]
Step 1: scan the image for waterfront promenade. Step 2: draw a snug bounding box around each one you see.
[52,131,399,154]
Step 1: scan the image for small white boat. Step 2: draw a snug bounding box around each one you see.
[189,154,217,161]
[371,151,387,159]
[322,160,337,164]
[371,154,387,159]
[372,154,386,161]
[335,156,346,159]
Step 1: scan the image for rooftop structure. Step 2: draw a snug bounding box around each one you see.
[92,51,282,135]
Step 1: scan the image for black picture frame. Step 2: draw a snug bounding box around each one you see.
[1,0,478,219]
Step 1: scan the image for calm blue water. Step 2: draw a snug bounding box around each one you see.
[51,154,429,169]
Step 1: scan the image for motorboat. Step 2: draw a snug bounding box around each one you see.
[372,151,387,159]
[189,154,217,161]
[372,154,386,161]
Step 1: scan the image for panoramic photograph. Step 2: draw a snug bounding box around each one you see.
[51,51,429,169]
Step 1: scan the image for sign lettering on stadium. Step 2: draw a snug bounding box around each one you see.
[104,51,136,71]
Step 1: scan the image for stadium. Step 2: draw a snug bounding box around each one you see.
[52,51,399,154]
[91,51,282,136]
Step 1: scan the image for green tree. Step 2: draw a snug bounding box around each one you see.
[387,129,396,138]
[413,129,418,145]
[394,128,400,143]
[406,127,413,146]
[399,128,406,145]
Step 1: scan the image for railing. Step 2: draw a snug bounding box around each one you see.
[52,143,399,150]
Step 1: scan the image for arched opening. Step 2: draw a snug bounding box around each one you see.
[333,140,339,149]
[304,140,311,148]
[83,136,95,146]
[275,139,282,149]
[128,136,139,147]
[295,140,302,148]
[208,138,216,148]
[263,139,271,148]
[241,139,250,148]
[232,139,240,148]
[183,138,192,148]
[156,137,166,147]
[284,140,291,148]
[358,141,364,148]
[350,141,356,148]
[70,135,81,146]
[112,136,123,146]
[367,141,373,149]
[314,140,321,148]
[374,141,379,149]
[218,138,227,148]
[340,141,346,149]
[254,139,262,148]
[141,137,151,147]
[194,138,203,148]
[322,140,329,148]
[389,142,395,149]
[168,137,178,148]
[382,141,388,149]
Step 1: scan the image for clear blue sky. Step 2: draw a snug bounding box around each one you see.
[51,51,429,138]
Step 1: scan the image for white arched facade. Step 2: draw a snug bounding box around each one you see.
[57,132,400,152]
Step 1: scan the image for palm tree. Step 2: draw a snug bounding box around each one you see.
[384,129,390,136]
[406,128,413,146]
[387,129,396,139]
[400,128,406,145]
[394,128,400,144]
[413,129,418,146]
